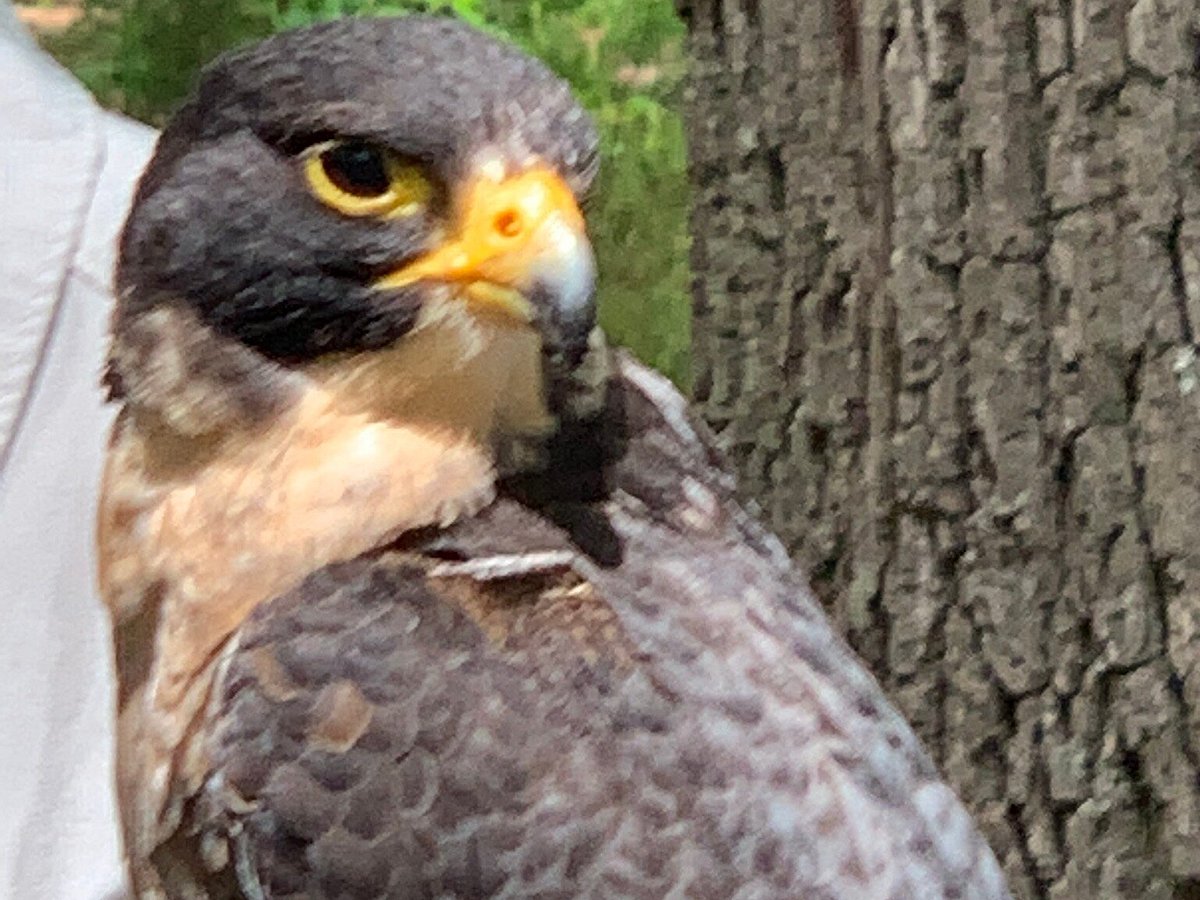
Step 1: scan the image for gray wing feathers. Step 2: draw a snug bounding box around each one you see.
[192,353,1009,900]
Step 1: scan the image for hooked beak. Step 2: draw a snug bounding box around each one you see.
[376,166,596,355]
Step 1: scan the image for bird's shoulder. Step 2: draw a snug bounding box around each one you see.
[189,353,1007,899]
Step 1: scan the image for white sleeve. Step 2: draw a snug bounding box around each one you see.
[0,4,156,897]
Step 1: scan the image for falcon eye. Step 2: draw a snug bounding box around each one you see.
[322,143,389,197]
[303,140,433,218]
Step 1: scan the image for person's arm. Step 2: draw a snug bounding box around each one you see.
[0,5,155,897]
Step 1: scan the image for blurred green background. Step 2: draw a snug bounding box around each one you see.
[31,0,691,385]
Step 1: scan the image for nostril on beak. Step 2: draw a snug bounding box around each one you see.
[494,209,523,239]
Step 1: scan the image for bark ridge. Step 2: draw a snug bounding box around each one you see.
[681,0,1200,896]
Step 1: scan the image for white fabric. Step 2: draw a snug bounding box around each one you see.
[0,6,155,898]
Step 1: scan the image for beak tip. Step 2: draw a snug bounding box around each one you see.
[530,235,597,361]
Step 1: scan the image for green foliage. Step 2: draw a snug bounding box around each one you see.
[42,0,275,121]
[269,0,490,31]
[38,0,691,385]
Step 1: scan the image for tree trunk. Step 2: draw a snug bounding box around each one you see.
[678,0,1200,897]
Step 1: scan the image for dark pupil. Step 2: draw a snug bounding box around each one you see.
[322,143,390,197]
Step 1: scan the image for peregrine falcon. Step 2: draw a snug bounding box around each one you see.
[98,16,1011,900]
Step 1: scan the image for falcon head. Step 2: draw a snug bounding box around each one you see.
[108,15,602,446]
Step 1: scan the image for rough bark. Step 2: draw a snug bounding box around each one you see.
[679,0,1200,897]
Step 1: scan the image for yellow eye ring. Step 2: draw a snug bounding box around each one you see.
[303,140,433,218]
